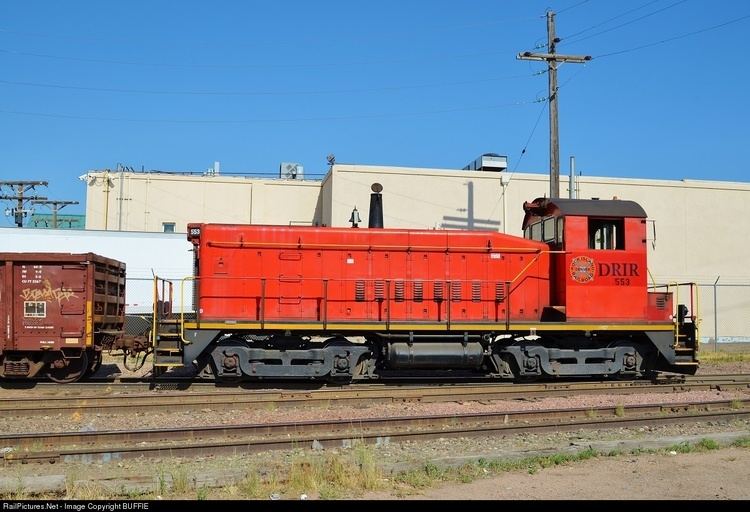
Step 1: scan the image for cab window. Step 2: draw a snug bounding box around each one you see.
[542,217,555,243]
[525,217,563,244]
[530,221,542,241]
[589,218,624,250]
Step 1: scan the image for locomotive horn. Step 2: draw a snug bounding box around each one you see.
[368,182,384,228]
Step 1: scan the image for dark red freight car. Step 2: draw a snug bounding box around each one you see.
[0,252,125,382]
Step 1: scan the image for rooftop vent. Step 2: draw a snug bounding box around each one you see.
[463,153,508,172]
[279,162,304,180]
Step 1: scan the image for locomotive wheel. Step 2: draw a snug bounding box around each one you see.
[47,351,89,384]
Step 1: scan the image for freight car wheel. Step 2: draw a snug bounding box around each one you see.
[47,351,89,384]
[83,350,103,378]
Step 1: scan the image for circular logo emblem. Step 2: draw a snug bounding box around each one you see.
[570,256,595,283]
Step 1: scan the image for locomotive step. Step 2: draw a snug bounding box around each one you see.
[154,339,181,350]
[154,355,183,366]
[155,350,182,356]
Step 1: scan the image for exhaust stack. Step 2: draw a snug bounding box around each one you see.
[368,183,384,228]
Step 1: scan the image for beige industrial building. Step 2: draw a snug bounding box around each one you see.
[83,162,750,342]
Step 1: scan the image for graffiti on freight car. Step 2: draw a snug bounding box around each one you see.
[20,279,78,304]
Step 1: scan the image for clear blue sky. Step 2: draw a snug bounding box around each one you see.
[1,0,748,218]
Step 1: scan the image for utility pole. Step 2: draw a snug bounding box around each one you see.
[517,11,591,198]
[0,181,48,227]
[31,199,79,229]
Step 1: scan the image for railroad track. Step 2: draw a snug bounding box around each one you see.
[2,398,748,464]
[1,374,748,418]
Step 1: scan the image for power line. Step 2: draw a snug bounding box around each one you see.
[485,95,547,228]
[0,98,544,125]
[560,0,689,46]
[0,46,513,70]
[512,100,549,172]
[561,0,663,40]
[557,64,590,90]
[557,0,592,15]
[0,72,544,97]
[0,13,542,46]
[595,13,750,59]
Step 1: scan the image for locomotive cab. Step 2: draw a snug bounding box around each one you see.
[522,197,669,324]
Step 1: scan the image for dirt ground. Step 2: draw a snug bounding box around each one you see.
[363,447,750,500]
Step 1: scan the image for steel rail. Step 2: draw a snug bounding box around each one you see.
[4,372,746,392]
[1,375,748,418]
[1,398,749,464]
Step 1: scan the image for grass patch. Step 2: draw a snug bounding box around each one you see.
[237,470,264,499]
[667,438,721,454]
[697,438,720,451]
[731,437,750,448]
[170,467,191,494]
[395,461,446,489]
[196,486,208,500]
[236,444,385,499]
[393,447,600,492]
[614,404,625,417]
[667,442,695,454]
[699,351,750,364]
[67,481,115,500]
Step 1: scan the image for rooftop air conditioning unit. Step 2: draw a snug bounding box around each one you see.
[279,162,304,180]
[463,153,508,172]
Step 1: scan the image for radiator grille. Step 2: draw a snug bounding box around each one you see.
[451,281,462,302]
[433,281,444,301]
[471,281,481,303]
[374,280,385,300]
[413,281,423,303]
[495,282,506,303]
[394,281,405,302]
[355,280,365,302]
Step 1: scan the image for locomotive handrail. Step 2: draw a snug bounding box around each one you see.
[509,252,543,287]
[205,240,544,254]
[656,281,701,349]
[179,276,196,345]
[151,275,158,349]
[649,281,699,290]
[172,246,557,334]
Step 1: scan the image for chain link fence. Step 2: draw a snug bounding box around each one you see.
[696,281,750,346]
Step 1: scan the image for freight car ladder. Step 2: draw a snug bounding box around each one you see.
[151,278,184,374]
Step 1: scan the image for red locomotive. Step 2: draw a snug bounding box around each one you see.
[0,192,700,383]
[171,191,699,381]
